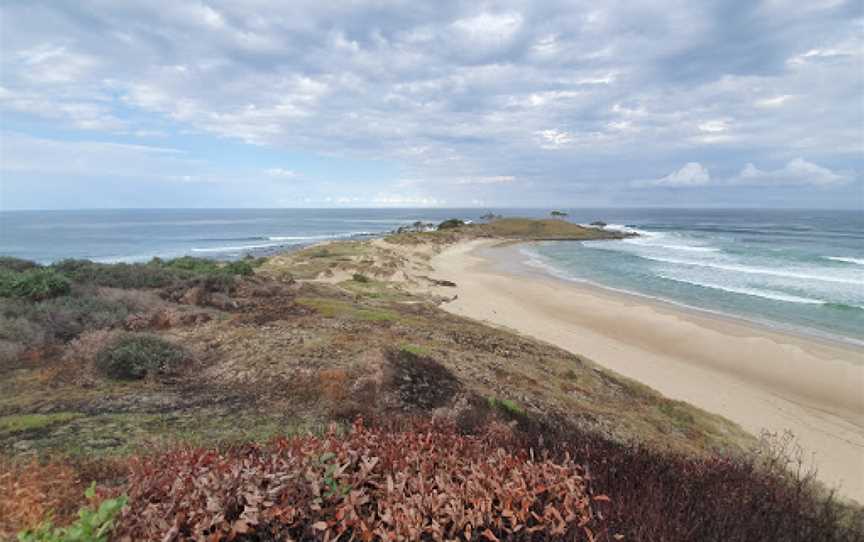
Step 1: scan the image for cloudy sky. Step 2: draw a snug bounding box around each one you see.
[1,0,861,209]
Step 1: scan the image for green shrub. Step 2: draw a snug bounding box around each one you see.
[0,257,40,273]
[437,218,465,230]
[0,270,20,297]
[161,256,219,274]
[52,260,177,289]
[18,483,126,542]
[0,315,46,345]
[352,273,370,283]
[36,295,129,341]
[95,334,186,380]
[0,269,71,301]
[224,260,254,276]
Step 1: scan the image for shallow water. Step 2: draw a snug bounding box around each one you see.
[520,209,864,344]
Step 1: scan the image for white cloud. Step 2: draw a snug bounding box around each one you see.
[371,194,445,207]
[16,44,98,84]
[730,158,851,186]
[0,1,860,207]
[455,175,515,185]
[698,120,730,133]
[451,12,523,47]
[265,167,298,179]
[535,129,574,149]
[755,95,793,108]
[0,132,192,178]
[632,162,711,188]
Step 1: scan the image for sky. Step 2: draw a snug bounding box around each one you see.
[0,0,862,210]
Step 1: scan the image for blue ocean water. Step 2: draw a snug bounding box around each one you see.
[518,209,864,344]
[0,208,481,263]
[1,208,862,343]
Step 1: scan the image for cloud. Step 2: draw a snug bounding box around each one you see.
[535,129,574,149]
[0,132,189,177]
[755,95,794,108]
[454,175,515,185]
[632,162,711,188]
[265,168,299,179]
[632,158,853,189]
[0,1,861,208]
[730,158,852,186]
[371,194,445,207]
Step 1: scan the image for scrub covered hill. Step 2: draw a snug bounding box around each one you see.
[1,219,861,541]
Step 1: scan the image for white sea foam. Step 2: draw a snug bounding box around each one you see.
[826,256,864,265]
[639,255,863,286]
[657,275,826,305]
[268,231,374,241]
[602,224,654,236]
[192,231,376,253]
[192,242,287,252]
[623,238,720,253]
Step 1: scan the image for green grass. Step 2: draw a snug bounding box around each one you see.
[338,278,411,302]
[399,343,431,357]
[0,412,83,436]
[478,218,626,240]
[487,397,525,418]
[296,297,399,322]
[262,242,374,280]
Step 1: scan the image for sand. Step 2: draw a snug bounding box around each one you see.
[428,239,864,503]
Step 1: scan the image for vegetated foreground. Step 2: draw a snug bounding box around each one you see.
[1,219,862,541]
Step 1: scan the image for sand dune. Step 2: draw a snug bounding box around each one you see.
[430,239,864,503]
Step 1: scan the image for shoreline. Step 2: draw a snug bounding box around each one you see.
[428,239,864,502]
[508,241,864,351]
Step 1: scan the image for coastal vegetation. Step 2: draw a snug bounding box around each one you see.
[0,220,861,540]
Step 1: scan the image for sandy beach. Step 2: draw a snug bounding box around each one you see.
[429,239,864,502]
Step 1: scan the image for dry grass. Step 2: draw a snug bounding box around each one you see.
[0,459,83,538]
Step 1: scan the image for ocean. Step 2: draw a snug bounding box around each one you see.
[1,208,862,344]
[517,209,864,345]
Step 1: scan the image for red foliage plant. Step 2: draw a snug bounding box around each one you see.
[115,419,611,541]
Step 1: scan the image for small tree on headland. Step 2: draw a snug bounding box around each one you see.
[550,210,568,219]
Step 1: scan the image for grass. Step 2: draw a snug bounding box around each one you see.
[296,297,399,322]
[0,413,83,436]
[487,397,526,418]
[263,242,374,280]
[384,217,629,245]
[399,343,431,357]
[477,218,629,240]
[337,278,412,301]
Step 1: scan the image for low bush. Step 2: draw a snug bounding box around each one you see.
[0,339,26,365]
[93,288,164,314]
[507,419,864,542]
[0,257,41,273]
[35,295,129,341]
[115,420,606,541]
[0,460,83,540]
[0,269,70,301]
[351,272,370,283]
[94,333,186,380]
[0,315,47,346]
[52,260,177,289]
[17,483,127,542]
[437,218,466,230]
[62,329,119,367]
[224,260,254,276]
